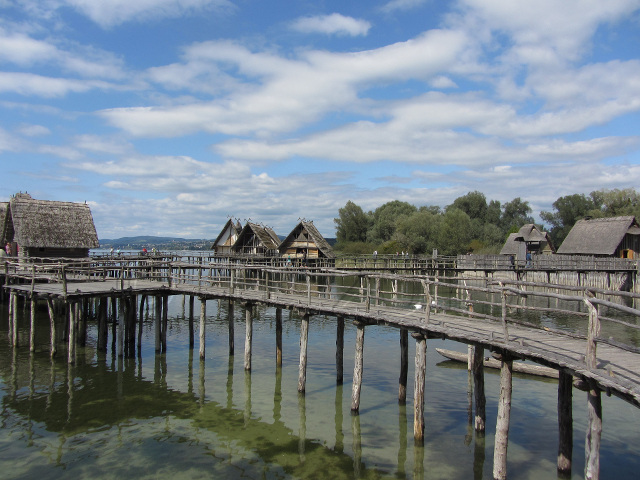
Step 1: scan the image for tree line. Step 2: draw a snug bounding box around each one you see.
[333,188,640,255]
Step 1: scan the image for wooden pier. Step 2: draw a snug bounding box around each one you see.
[3,255,640,480]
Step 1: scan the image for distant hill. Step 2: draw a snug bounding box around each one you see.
[98,236,213,250]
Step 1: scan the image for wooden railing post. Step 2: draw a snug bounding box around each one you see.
[499,283,509,343]
[584,297,600,369]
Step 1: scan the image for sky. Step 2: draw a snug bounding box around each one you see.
[1,0,640,240]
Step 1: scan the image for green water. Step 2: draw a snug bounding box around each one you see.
[1,297,639,479]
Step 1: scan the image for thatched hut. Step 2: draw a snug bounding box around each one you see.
[500,224,555,261]
[232,222,281,256]
[279,220,335,260]
[2,193,99,258]
[211,218,242,255]
[557,216,640,258]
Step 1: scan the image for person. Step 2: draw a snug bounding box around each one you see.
[5,243,11,256]
[110,247,114,256]
[142,247,147,255]
[526,252,532,268]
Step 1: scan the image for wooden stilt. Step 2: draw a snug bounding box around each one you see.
[399,328,408,404]
[558,370,573,475]
[47,297,57,357]
[473,345,486,432]
[154,295,161,353]
[161,295,168,352]
[97,297,107,352]
[29,295,36,352]
[585,379,602,480]
[351,321,365,413]
[8,291,15,345]
[336,316,344,384]
[199,297,206,360]
[298,313,309,393]
[276,308,282,367]
[244,303,253,370]
[493,353,513,480]
[412,332,427,444]
[11,292,18,346]
[228,300,235,355]
[68,301,77,364]
[189,295,195,348]
[117,296,124,358]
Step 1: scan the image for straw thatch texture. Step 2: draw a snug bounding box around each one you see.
[0,202,9,246]
[211,218,242,253]
[557,216,637,255]
[233,222,281,255]
[9,194,99,250]
[500,224,554,255]
[279,220,335,259]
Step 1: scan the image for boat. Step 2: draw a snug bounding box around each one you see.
[436,348,559,379]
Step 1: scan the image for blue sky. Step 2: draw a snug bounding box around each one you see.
[1,0,639,239]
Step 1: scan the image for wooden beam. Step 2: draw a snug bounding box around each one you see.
[351,321,365,413]
[412,332,427,444]
[399,328,408,404]
[493,353,513,480]
[244,303,253,370]
[558,370,573,475]
[298,313,309,393]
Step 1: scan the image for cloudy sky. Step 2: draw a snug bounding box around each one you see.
[1,0,639,239]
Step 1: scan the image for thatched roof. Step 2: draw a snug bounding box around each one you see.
[9,193,99,249]
[557,216,638,255]
[0,202,8,245]
[234,222,280,252]
[211,218,242,250]
[280,220,335,258]
[500,224,554,255]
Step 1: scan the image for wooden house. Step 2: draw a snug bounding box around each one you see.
[232,222,281,256]
[1,193,99,258]
[500,224,555,260]
[557,216,640,258]
[279,220,335,260]
[211,218,242,255]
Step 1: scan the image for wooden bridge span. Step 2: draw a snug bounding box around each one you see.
[3,256,640,480]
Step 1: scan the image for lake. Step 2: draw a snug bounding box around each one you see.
[1,293,640,479]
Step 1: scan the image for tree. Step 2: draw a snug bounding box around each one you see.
[367,200,417,244]
[500,198,534,232]
[394,210,443,254]
[438,208,472,255]
[334,201,370,243]
[540,193,596,247]
[589,188,640,217]
[449,191,488,220]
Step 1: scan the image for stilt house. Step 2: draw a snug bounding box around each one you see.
[1,193,99,258]
[500,224,555,260]
[211,218,242,255]
[557,216,640,258]
[279,220,335,260]
[232,222,281,256]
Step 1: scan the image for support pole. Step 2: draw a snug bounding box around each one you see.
[297,313,309,393]
[244,303,253,371]
[188,295,195,348]
[47,297,57,357]
[154,295,161,353]
[161,295,168,352]
[276,308,282,367]
[412,332,427,444]
[336,316,344,384]
[199,297,206,360]
[558,370,573,475]
[585,379,602,480]
[228,300,235,355]
[351,321,365,413]
[117,297,124,358]
[68,301,77,364]
[473,345,486,432]
[29,295,36,352]
[399,328,408,404]
[493,353,513,480]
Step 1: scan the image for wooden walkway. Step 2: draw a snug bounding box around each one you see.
[6,274,640,409]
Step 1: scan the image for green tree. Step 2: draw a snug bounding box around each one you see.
[438,208,472,255]
[334,201,370,243]
[540,193,596,247]
[589,188,640,217]
[500,197,534,232]
[449,191,488,220]
[367,200,417,244]
[394,210,443,254]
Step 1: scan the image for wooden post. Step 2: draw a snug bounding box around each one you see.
[276,308,282,367]
[493,353,513,480]
[244,303,253,371]
[351,321,365,413]
[98,297,107,352]
[585,379,602,480]
[117,297,124,358]
[557,370,573,475]
[8,291,14,345]
[336,316,344,384]
[298,313,309,393]
[584,298,600,369]
[199,297,206,360]
[29,294,36,352]
[188,295,195,348]
[412,332,427,444]
[69,301,77,364]
[154,295,161,352]
[473,345,486,432]
[47,297,57,357]
[162,294,168,352]
[399,328,408,404]
[500,286,510,343]
[228,300,235,355]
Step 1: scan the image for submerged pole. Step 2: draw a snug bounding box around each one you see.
[399,328,408,404]
[412,332,427,444]
[558,370,573,475]
[493,353,513,480]
[276,308,282,367]
[244,303,253,370]
[298,313,309,393]
[199,297,206,360]
[336,316,344,384]
[473,345,486,432]
[351,321,365,413]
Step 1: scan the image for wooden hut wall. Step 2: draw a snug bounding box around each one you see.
[22,247,90,259]
[616,233,640,258]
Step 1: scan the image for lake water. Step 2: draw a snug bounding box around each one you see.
[1,294,640,479]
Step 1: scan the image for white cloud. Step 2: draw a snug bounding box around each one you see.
[291,13,371,36]
[380,0,428,13]
[18,124,51,137]
[0,72,113,97]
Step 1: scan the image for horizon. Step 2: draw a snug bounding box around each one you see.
[1,1,639,239]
